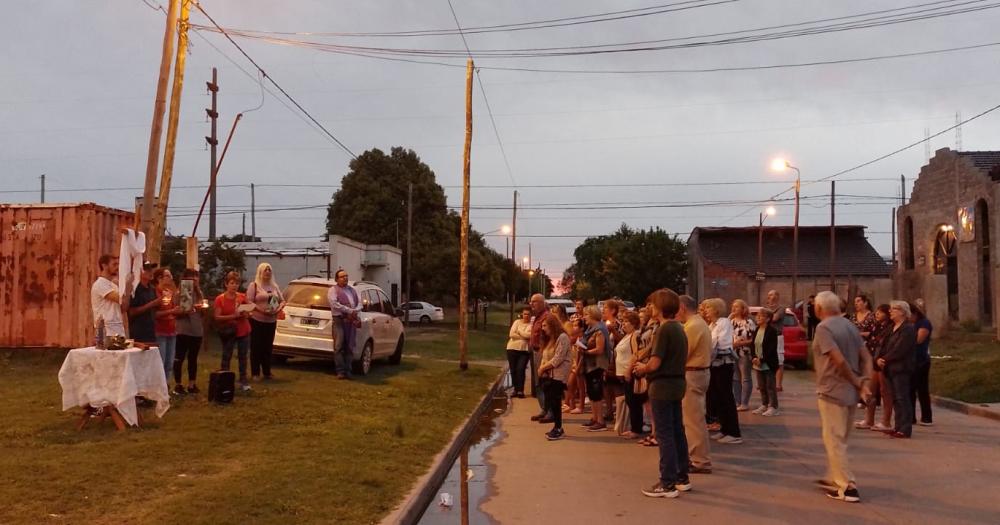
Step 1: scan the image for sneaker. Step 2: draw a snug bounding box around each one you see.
[751,405,767,415]
[581,419,597,427]
[172,384,187,396]
[675,476,692,492]
[826,487,861,503]
[642,482,679,498]
[688,464,713,474]
[762,407,781,417]
[545,428,565,441]
[569,408,583,414]
[710,432,724,440]
[736,405,750,412]
[718,435,744,444]
[918,420,934,426]
[871,423,892,432]
[854,420,871,430]
[586,423,608,432]
[240,383,252,391]
[186,385,200,394]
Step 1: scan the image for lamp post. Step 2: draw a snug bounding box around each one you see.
[757,206,777,305]
[771,158,801,307]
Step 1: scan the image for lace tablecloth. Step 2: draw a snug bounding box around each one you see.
[58,347,170,426]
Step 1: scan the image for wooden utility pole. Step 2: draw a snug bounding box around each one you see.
[251,183,256,239]
[150,0,191,262]
[509,190,517,325]
[830,181,836,291]
[141,0,179,260]
[406,182,413,328]
[39,174,45,203]
[458,58,473,371]
[206,68,219,241]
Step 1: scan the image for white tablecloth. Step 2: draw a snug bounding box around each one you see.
[58,347,170,426]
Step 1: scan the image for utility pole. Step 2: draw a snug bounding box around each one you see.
[250,183,256,239]
[406,182,413,328]
[900,175,906,206]
[39,174,45,203]
[830,181,836,291]
[242,213,246,238]
[458,59,473,371]
[509,190,517,325]
[141,0,179,257]
[149,0,191,262]
[891,207,897,269]
[206,68,219,241]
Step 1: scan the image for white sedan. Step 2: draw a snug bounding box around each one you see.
[401,301,444,323]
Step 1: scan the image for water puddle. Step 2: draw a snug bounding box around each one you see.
[416,375,510,525]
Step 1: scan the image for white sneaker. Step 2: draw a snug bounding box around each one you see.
[736,405,750,412]
[240,383,252,392]
[718,435,744,444]
[710,432,724,440]
[751,405,767,415]
[762,407,780,417]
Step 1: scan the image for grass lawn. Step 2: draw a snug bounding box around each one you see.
[0,333,500,524]
[406,320,510,363]
[928,332,1000,403]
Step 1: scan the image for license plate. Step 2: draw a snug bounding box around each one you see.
[300,317,320,326]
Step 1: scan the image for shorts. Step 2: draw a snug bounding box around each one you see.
[777,335,785,366]
[585,368,605,401]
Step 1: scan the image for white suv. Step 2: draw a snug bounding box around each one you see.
[273,278,405,375]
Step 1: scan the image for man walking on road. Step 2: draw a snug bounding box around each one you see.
[328,269,362,380]
[528,293,553,422]
[678,295,713,473]
[812,290,873,503]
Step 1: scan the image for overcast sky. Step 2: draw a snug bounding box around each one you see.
[3,0,1000,284]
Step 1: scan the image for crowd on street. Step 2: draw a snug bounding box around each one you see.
[506,288,935,502]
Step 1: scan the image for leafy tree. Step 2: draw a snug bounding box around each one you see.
[562,225,687,305]
[327,147,508,303]
[159,236,246,297]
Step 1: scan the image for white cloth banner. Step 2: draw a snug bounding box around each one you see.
[118,228,146,299]
[58,347,170,426]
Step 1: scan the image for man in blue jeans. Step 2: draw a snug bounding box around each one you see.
[327,269,362,380]
[634,288,690,498]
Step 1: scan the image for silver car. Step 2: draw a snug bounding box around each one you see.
[273,278,405,375]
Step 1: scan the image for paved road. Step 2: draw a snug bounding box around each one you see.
[481,370,1000,524]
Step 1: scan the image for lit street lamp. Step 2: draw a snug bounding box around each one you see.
[771,158,801,306]
[757,205,776,304]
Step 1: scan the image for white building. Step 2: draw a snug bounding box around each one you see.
[219,235,403,304]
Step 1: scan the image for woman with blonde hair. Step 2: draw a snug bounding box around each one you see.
[730,299,756,411]
[246,262,286,381]
[703,298,742,444]
[538,315,571,440]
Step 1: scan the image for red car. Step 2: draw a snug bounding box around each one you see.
[749,306,808,368]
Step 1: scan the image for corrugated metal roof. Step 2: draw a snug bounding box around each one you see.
[957,150,1000,179]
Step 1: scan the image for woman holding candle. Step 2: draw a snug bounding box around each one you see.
[153,267,183,382]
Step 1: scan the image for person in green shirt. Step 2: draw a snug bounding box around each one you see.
[633,288,690,499]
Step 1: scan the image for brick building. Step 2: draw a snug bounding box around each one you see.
[687,226,892,308]
[896,148,999,335]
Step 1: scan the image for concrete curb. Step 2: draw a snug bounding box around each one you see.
[380,366,508,525]
[932,394,1000,423]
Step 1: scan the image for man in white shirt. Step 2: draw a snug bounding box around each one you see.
[327,269,362,379]
[91,254,126,337]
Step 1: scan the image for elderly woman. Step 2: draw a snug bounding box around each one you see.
[581,305,611,432]
[751,307,781,416]
[703,298,742,444]
[730,299,756,411]
[506,307,533,398]
[617,311,645,438]
[878,301,917,439]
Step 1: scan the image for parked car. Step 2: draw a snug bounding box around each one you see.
[597,299,637,313]
[749,306,808,368]
[400,301,444,323]
[545,298,576,316]
[273,278,405,375]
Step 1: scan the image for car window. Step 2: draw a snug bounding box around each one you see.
[362,289,381,313]
[284,283,332,310]
[378,290,394,313]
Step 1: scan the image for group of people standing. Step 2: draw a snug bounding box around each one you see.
[90,255,288,393]
[506,287,934,502]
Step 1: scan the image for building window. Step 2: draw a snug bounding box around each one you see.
[978,200,992,320]
[933,226,957,275]
[903,216,915,270]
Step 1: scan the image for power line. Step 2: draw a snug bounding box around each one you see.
[190,2,357,159]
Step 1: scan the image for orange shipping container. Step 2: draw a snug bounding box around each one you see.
[1,203,134,348]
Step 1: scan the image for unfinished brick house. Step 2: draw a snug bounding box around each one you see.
[897,148,999,335]
[687,225,892,309]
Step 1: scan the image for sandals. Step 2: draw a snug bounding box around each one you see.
[638,435,659,447]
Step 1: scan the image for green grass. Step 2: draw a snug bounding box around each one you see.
[929,332,1000,403]
[0,333,499,525]
[405,322,509,363]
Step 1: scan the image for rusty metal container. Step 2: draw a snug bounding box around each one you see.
[1,203,134,348]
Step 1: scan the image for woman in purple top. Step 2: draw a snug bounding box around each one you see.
[246,263,286,380]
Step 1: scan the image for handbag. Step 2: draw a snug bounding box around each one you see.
[633,376,649,395]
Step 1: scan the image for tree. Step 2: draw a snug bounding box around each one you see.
[326,147,507,303]
[563,225,687,304]
[159,236,246,297]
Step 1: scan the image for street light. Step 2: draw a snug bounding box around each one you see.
[771,157,801,307]
[528,269,535,298]
[522,256,529,269]
[757,205,777,304]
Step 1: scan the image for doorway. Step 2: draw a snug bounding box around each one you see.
[978,200,992,325]
[934,227,959,321]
